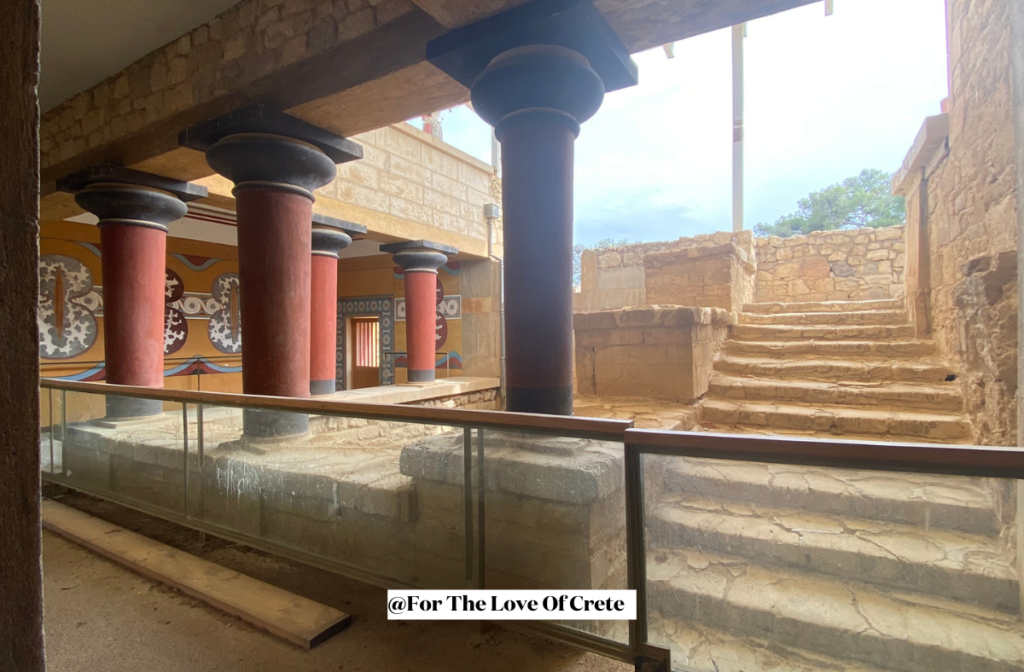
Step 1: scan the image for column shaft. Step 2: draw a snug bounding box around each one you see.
[405,270,439,382]
[310,253,339,395]
[502,116,576,414]
[235,188,312,399]
[101,223,168,396]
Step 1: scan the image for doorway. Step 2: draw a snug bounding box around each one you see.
[349,316,380,389]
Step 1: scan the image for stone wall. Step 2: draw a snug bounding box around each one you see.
[753,226,906,303]
[895,0,1019,446]
[574,231,756,313]
[324,124,502,254]
[39,0,416,170]
[574,306,732,401]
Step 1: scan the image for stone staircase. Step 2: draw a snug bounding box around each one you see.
[645,298,1024,671]
[700,297,972,443]
[647,457,1022,672]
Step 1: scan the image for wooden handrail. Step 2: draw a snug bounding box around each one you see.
[40,379,633,442]
[625,428,1024,479]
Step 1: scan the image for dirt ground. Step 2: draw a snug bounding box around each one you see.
[41,486,631,672]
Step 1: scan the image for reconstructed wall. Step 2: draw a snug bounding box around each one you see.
[38,221,243,397]
[753,226,906,303]
[38,0,417,171]
[574,306,731,401]
[325,124,503,255]
[896,0,1019,446]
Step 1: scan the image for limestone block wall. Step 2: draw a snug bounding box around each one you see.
[753,226,906,303]
[321,123,503,256]
[895,0,1019,446]
[574,231,756,313]
[574,306,732,401]
[39,0,415,170]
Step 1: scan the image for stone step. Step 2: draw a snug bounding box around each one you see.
[648,548,1024,672]
[708,373,964,412]
[700,398,972,441]
[737,309,909,326]
[723,338,938,359]
[649,614,892,672]
[744,298,906,314]
[714,354,953,383]
[731,323,918,341]
[660,456,1003,536]
[649,493,1017,613]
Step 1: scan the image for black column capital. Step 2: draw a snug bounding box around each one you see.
[180,104,363,200]
[57,164,205,231]
[381,240,458,274]
[311,213,366,258]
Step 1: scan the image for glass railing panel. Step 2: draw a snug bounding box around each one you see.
[57,390,189,516]
[39,387,63,475]
[458,427,630,644]
[641,452,1021,672]
[187,403,469,589]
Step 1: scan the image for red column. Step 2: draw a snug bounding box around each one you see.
[404,270,439,382]
[310,253,339,395]
[100,224,167,391]
[72,181,191,418]
[382,241,456,384]
[205,133,339,436]
[234,189,313,400]
[309,214,359,395]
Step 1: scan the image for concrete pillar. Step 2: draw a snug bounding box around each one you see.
[310,213,365,395]
[58,167,207,419]
[181,106,362,435]
[381,241,456,383]
[0,0,43,666]
[471,46,606,414]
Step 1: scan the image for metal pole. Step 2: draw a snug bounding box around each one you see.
[476,428,485,588]
[624,443,648,652]
[48,388,54,475]
[182,402,189,516]
[732,23,745,232]
[463,427,474,586]
[196,403,205,518]
[60,390,67,476]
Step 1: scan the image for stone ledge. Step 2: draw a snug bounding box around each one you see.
[400,432,623,505]
[325,376,499,405]
[574,305,732,331]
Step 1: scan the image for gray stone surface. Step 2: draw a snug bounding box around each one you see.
[400,432,623,505]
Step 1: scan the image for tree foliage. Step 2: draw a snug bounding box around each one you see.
[753,169,905,238]
[573,238,631,288]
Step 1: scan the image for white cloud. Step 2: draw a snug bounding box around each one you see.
[423,0,948,247]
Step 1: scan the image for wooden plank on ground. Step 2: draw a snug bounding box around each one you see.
[41,499,351,648]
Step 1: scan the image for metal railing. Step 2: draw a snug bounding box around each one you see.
[38,379,1024,671]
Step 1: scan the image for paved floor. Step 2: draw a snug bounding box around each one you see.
[42,490,629,672]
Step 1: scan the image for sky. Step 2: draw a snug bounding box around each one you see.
[412,0,949,247]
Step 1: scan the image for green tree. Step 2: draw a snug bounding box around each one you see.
[573,238,631,288]
[754,169,905,238]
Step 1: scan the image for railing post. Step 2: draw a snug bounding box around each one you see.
[476,428,485,588]
[463,426,474,587]
[624,440,647,655]
[182,402,189,517]
[60,389,67,476]
[196,403,205,518]
[48,388,54,475]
